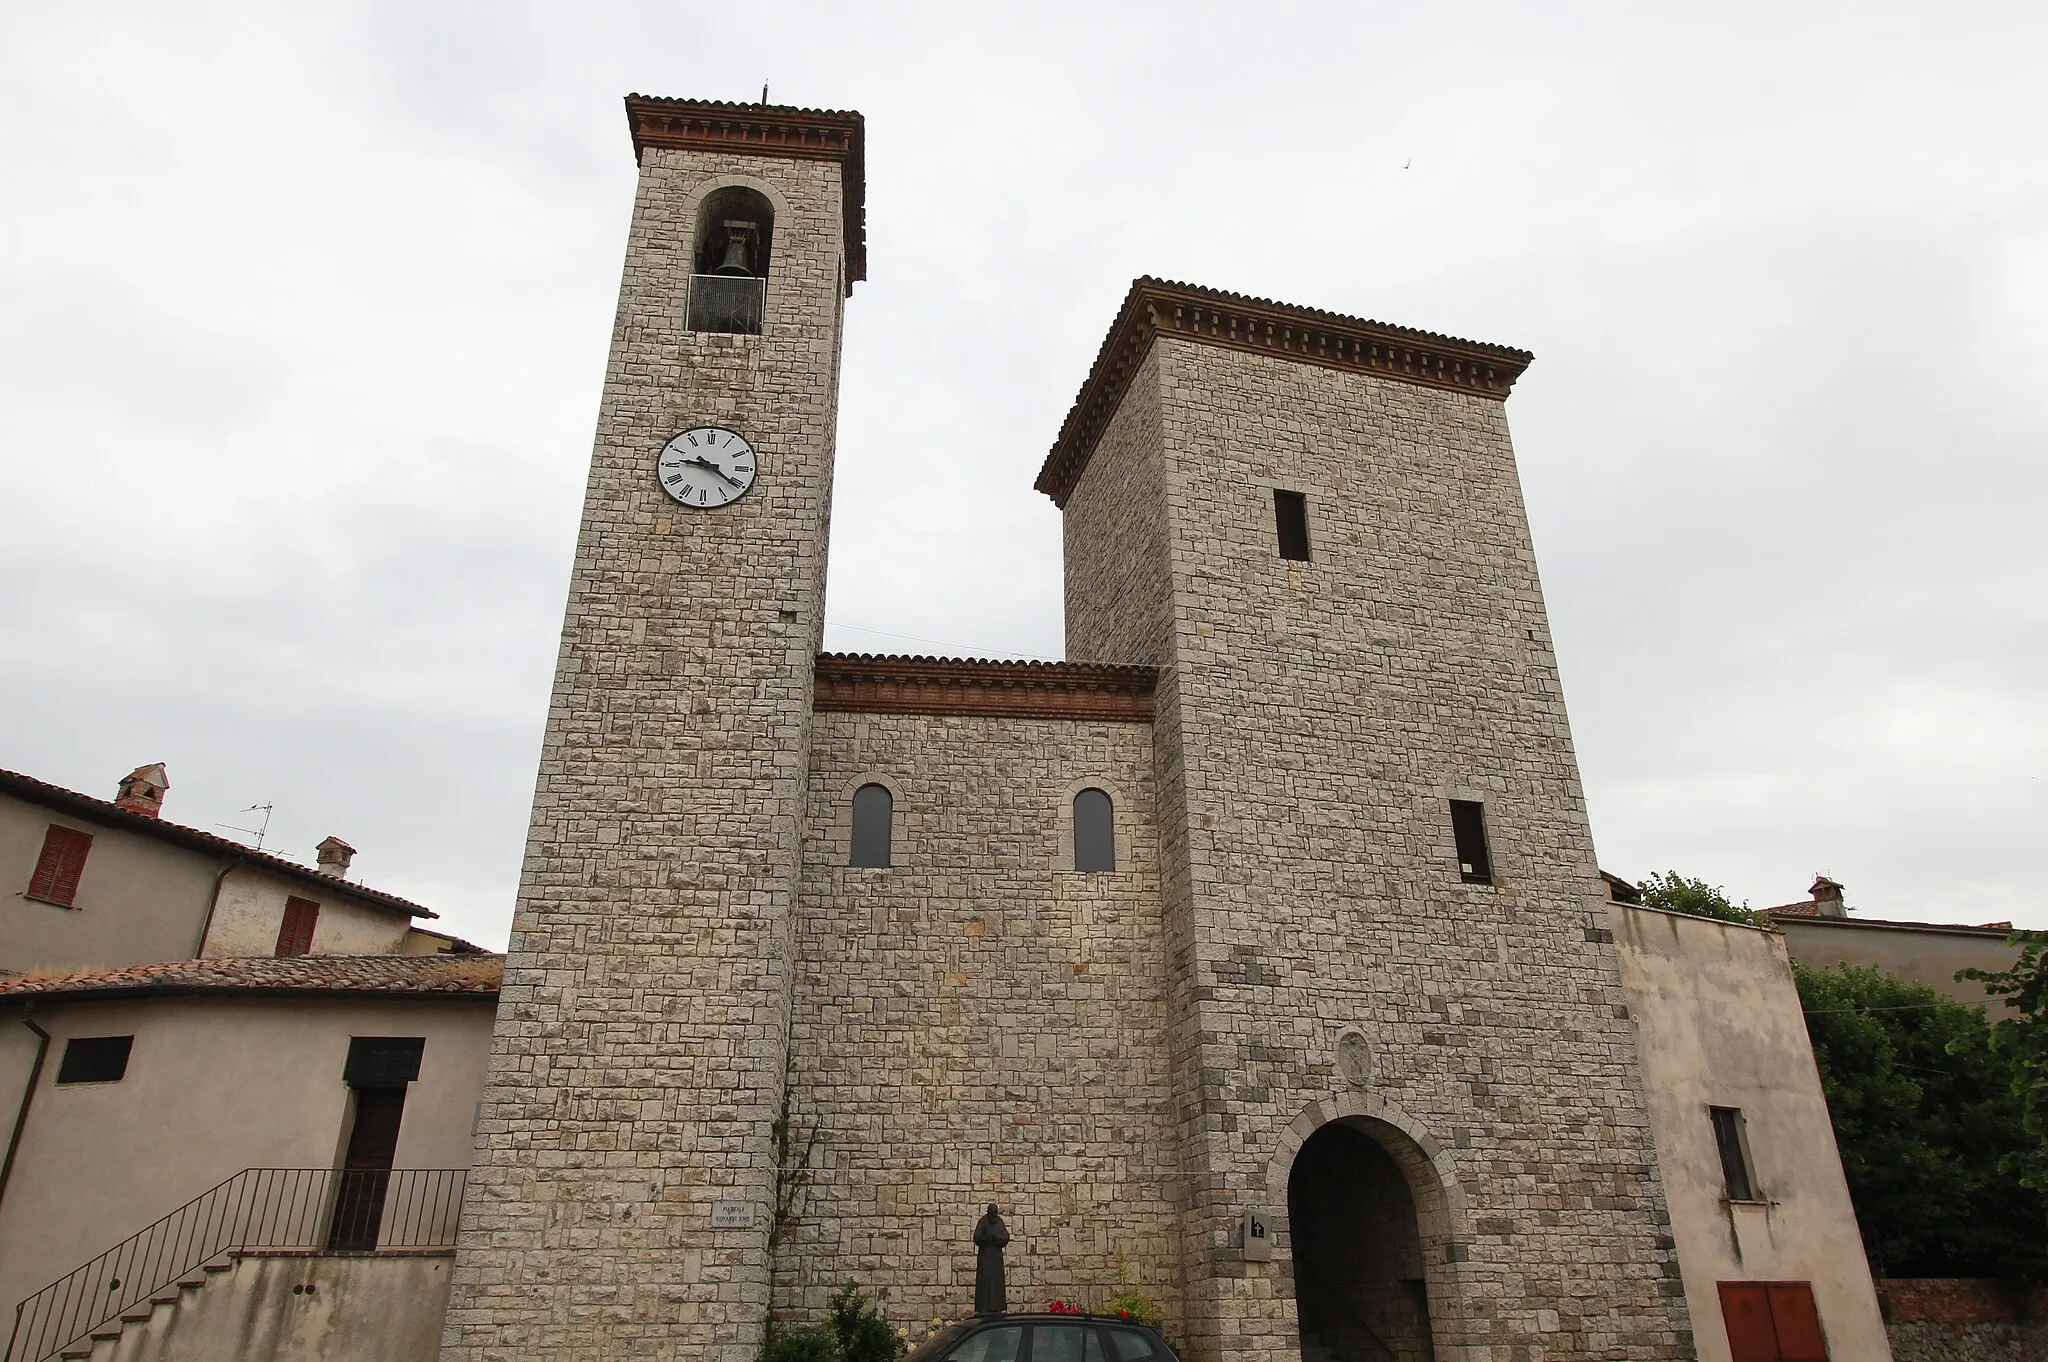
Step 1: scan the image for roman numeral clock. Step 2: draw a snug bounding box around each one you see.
[657,426,757,508]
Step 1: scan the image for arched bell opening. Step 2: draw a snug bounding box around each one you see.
[1287,1118,1443,1362]
[687,186,774,334]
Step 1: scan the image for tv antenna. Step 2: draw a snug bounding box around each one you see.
[217,801,274,851]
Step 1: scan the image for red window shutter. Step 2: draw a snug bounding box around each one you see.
[276,897,320,956]
[1719,1282,1780,1362]
[1767,1283,1829,1361]
[28,825,93,906]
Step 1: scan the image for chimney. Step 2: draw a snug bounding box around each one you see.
[316,836,357,879]
[114,763,170,818]
[1810,874,1847,918]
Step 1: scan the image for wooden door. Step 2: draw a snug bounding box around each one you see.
[1719,1281,1828,1362]
[327,1087,406,1249]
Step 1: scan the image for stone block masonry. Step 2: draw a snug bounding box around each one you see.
[779,710,1182,1329]
[1054,282,1697,1361]
[446,95,1699,1362]
[440,100,856,1362]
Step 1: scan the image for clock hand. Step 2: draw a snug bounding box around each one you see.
[683,456,742,488]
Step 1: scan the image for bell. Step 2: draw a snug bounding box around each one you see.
[712,227,754,276]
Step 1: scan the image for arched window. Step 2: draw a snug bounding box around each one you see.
[687,186,774,335]
[1073,788,1114,872]
[850,784,893,868]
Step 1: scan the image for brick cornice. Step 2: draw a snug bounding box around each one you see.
[1035,278,1535,507]
[624,94,867,285]
[814,654,1156,722]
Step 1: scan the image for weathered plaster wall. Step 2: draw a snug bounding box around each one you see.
[1775,918,2021,1007]
[1,792,216,972]
[444,138,850,1362]
[202,867,413,958]
[1063,335,1694,1362]
[779,711,1181,1330]
[1614,905,1891,1362]
[111,1252,452,1362]
[0,996,492,1317]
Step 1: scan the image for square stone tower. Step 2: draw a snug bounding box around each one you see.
[441,96,861,1361]
[1042,281,1696,1361]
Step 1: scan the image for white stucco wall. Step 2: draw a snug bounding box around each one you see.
[0,995,493,1320]
[1614,904,1892,1362]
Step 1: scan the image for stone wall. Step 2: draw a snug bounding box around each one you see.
[1062,329,1696,1361]
[778,710,1182,1334]
[1881,1279,2048,1362]
[443,135,849,1362]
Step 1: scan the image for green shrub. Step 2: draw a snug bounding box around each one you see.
[828,1283,904,1362]
[765,1326,840,1362]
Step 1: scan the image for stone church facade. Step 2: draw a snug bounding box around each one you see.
[441,95,1696,1362]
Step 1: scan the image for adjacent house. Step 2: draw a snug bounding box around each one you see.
[1765,877,2021,1007]
[1,764,472,976]
[0,955,498,1362]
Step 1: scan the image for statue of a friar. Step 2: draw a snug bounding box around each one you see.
[972,1204,1010,1315]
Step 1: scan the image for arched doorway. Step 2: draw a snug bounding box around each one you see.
[1288,1120,1435,1362]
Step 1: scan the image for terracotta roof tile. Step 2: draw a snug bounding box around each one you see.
[0,954,502,1002]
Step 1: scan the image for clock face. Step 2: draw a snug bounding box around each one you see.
[656,426,757,508]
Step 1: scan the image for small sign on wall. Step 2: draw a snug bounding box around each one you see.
[1241,1207,1273,1262]
[711,1201,756,1230]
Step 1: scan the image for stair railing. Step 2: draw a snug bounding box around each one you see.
[6,1166,466,1362]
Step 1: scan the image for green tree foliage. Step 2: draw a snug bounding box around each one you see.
[1963,929,2048,1197]
[1794,961,2048,1277]
[1635,871,1769,927]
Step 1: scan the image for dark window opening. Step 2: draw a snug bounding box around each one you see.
[850,784,893,868]
[27,824,93,907]
[688,186,773,335]
[1711,1106,1758,1202]
[345,1036,426,1089]
[1274,489,1311,561]
[276,896,320,957]
[56,1035,133,1085]
[1074,788,1115,872]
[1449,799,1493,884]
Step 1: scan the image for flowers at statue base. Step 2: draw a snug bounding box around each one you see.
[1047,1299,1084,1315]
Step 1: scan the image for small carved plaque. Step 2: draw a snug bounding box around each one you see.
[1335,1029,1372,1088]
[710,1201,755,1229]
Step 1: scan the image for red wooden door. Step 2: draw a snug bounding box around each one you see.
[1719,1281,1828,1362]
[1767,1283,1829,1362]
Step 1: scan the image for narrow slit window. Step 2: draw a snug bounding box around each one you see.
[1449,799,1493,884]
[1274,489,1311,562]
[1073,788,1115,872]
[850,784,893,868]
[56,1035,133,1085]
[276,896,320,957]
[27,824,94,907]
[1710,1106,1758,1202]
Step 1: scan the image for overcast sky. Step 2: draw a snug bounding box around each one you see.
[4,1,2044,948]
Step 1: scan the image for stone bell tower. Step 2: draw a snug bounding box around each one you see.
[441,96,862,1361]
[1044,280,1695,1361]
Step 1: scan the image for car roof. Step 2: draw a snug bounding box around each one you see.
[967,1314,1161,1327]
